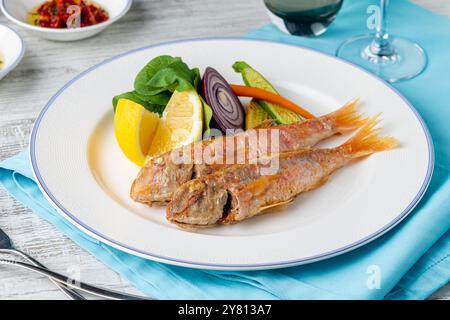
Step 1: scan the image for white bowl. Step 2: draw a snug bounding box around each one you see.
[0,24,25,80]
[0,0,132,41]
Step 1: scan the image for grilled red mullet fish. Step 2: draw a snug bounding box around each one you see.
[131,99,364,205]
[166,117,397,227]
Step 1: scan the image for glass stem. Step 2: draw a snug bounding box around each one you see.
[370,0,394,57]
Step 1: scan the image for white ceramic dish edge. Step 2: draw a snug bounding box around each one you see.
[0,0,132,41]
[0,24,25,80]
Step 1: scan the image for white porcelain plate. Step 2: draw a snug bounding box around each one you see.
[30,38,433,270]
[0,24,24,80]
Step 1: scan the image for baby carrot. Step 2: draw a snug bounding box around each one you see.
[230,84,316,119]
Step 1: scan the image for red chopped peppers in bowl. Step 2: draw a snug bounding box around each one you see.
[29,0,110,29]
[0,0,132,41]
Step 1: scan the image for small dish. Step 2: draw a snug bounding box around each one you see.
[0,24,25,81]
[0,0,132,41]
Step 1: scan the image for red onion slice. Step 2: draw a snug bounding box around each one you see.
[202,67,245,133]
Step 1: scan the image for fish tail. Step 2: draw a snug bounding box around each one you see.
[326,98,366,133]
[341,114,398,158]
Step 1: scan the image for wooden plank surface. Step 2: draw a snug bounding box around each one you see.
[0,0,448,300]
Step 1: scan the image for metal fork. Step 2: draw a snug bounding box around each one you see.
[0,227,148,300]
[0,258,148,300]
[0,226,85,300]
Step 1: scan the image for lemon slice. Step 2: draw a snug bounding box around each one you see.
[148,90,203,158]
[114,99,159,167]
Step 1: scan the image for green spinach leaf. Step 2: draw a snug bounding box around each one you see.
[112,91,167,115]
[112,91,147,112]
[134,56,197,96]
[113,55,213,130]
[134,55,181,95]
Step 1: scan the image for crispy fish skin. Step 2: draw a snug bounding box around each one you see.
[130,158,194,205]
[166,151,305,225]
[166,149,334,226]
[131,99,364,205]
[165,156,285,225]
[165,178,228,226]
[167,116,397,227]
[223,149,346,223]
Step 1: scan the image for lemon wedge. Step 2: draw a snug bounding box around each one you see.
[114,99,159,167]
[148,90,203,158]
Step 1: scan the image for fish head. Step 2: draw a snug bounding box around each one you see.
[166,178,229,227]
[131,155,194,204]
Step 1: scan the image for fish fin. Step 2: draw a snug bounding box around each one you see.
[259,198,294,211]
[341,114,398,158]
[253,119,277,129]
[171,221,215,230]
[222,198,294,224]
[326,98,367,133]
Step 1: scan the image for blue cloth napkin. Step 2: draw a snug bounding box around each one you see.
[1,0,449,299]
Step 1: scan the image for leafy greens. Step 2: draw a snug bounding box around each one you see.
[113,55,201,115]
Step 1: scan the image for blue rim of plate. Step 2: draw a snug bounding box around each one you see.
[0,23,25,79]
[30,37,434,269]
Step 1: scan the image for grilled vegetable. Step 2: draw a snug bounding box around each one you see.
[245,99,271,130]
[232,84,315,120]
[232,61,304,124]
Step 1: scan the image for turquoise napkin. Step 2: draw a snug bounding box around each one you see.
[1,0,449,299]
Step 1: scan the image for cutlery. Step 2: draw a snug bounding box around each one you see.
[0,226,85,300]
[0,258,149,300]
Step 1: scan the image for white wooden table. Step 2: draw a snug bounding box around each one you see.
[0,0,448,300]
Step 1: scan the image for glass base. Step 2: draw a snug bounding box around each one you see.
[266,9,330,37]
[336,34,427,83]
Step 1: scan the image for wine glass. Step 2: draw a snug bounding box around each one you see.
[264,0,344,37]
[336,0,427,83]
